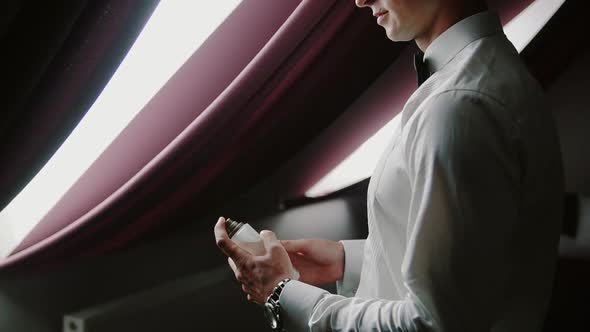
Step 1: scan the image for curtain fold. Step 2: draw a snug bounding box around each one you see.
[2,0,403,270]
[10,0,304,256]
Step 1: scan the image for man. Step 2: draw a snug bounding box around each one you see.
[214,0,564,330]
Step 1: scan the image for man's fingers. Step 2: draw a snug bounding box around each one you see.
[280,239,310,254]
[228,257,238,274]
[214,217,250,263]
[260,230,281,254]
[287,251,304,265]
[213,216,233,256]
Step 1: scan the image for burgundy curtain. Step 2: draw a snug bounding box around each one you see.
[1,0,401,270]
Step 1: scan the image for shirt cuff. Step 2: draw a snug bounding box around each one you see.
[336,239,365,297]
[280,280,328,332]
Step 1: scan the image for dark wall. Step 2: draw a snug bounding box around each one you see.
[549,46,590,195]
[543,46,590,331]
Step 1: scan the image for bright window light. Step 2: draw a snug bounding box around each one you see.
[0,0,242,258]
[305,0,565,198]
[306,115,401,197]
[504,0,566,53]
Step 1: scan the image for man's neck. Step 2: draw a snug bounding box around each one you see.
[414,2,488,52]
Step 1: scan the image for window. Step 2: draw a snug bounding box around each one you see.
[503,0,566,53]
[0,1,242,258]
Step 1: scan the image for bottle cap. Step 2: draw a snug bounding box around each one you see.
[225,218,244,238]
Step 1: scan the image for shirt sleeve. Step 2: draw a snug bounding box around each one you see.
[279,90,522,332]
[335,240,365,297]
[401,90,521,330]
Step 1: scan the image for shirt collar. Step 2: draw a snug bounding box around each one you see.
[424,11,504,73]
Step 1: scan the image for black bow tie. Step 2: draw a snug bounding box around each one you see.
[414,51,431,87]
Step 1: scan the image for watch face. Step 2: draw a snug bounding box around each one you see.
[264,303,278,329]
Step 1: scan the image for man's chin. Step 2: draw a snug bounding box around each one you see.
[385,30,412,42]
[383,26,413,42]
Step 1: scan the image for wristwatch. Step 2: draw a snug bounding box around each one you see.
[263,278,291,330]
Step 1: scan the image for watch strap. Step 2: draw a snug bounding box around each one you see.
[267,278,291,303]
[265,278,291,330]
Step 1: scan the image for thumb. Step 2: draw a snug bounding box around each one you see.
[260,230,279,253]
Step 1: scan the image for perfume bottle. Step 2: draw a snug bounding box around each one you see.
[226,218,299,280]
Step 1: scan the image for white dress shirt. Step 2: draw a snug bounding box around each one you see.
[280,12,564,332]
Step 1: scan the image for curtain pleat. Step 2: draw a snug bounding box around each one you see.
[2,0,402,270]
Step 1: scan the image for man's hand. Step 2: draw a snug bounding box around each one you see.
[280,239,345,286]
[214,217,294,304]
